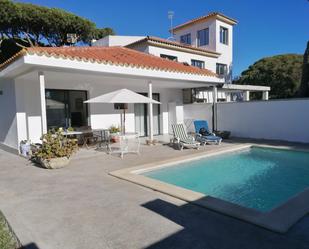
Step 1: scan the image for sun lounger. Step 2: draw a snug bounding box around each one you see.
[193,120,222,145]
[172,124,200,150]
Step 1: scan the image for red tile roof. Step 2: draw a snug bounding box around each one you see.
[0,46,217,77]
[172,12,238,32]
[126,36,220,58]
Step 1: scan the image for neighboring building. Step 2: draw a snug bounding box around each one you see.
[92,35,145,47]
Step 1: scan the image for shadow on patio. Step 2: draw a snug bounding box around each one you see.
[141,199,309,249]
[20,243,40,249]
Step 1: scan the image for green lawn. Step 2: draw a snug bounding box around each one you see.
[0,212,18,249]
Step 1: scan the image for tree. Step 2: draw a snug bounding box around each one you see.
[94,28,115,40]
[297,41,309,97]
[235,54,303,99]
[0,0,114,63]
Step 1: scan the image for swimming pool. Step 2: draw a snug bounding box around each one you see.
[142,147,309,212]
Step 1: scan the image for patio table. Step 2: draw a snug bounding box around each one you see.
[62,130,93,148]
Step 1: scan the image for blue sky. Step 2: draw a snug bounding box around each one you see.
[19,0,309,76]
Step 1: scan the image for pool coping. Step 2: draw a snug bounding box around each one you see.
[109,143,309,233]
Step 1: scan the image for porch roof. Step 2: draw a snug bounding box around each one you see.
[0,46,225,88]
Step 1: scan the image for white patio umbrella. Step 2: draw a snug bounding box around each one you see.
[84,88,161,134]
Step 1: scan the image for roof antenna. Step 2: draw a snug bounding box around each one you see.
[167,11,176,41]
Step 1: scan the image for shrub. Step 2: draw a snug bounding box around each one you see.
[32,130,78,161]
[109,125,120,134]
[0,212,19,249]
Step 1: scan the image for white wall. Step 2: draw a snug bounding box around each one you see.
[0,79,19,149]
[174,19,217,51]
[217,99,309,143]
[14,78,44,144]
[45,77,183,136]
[6,74,183,149]
[147,45,218,73]
[215,20,233,82]
[183,103,213,133]
[182,99,309,143]
[92,35,145,47]
[173,18,234,82]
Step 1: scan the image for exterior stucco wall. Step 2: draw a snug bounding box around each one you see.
[215,20,233,82]
[14,78,43,144]
[216,99,309,143]
[92,35,145,47]
[45,79,183,135]
[183,103,213,133]
[173,19,233,82]
[147,45,218,73]
[6,75,183,149]
[173,19,217,51]
[0,79,18,149]
[183,99,309,143]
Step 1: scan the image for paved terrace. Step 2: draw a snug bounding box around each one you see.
[0,139,309,249]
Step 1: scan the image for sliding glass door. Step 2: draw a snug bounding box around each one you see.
[134,93,160,136]
[45,89,88,129]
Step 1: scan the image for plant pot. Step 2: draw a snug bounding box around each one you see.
[146,139,158,145]
[20,143,31,157]
[38,157,70,169]
[110,133,120,143]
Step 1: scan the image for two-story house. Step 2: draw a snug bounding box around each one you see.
[93,12,238,103]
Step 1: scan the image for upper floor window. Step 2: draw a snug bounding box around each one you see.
[197,28,209,47]
[220,26,228,45]
[216,63,227,76]
[191,59,205,69]
[160,54,178,61]
[180,33,191,45]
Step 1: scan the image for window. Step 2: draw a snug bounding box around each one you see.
[220,26,228,45]
[191,59,205,69]
[216,63,227,76]
[160,54,178,61]
[45,89,88,129]
[180,33,191,45]
[197,28,209,46]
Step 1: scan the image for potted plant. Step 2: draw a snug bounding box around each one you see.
[32,130,78,169]
[109,125,120,143]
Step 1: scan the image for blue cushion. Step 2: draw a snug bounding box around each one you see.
[194,120,210,134]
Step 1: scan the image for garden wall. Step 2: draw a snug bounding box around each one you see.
[184,99,309,143]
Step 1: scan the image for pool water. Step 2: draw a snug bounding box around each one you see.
[143,147,309,212]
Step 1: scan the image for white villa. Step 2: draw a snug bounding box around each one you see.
[0,12,270,152]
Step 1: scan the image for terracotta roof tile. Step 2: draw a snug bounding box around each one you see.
[0,46,218,77]
[126,36,220,57]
